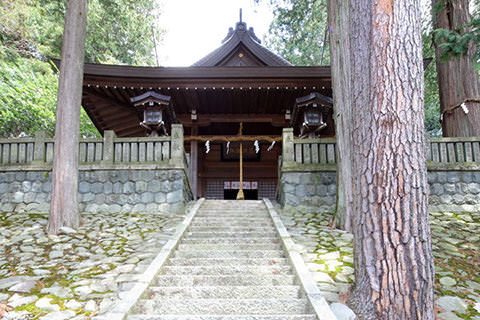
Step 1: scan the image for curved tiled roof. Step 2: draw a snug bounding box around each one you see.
[192,21,292,67]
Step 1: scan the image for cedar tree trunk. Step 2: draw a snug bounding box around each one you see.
[345,1,435,318]
[432,0,480,137]
[327,0,353,232]
[47,0,87,234]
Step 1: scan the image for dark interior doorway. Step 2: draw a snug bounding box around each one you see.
[224,189,258,200]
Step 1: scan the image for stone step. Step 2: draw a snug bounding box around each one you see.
[190,222,275,228]
[159,265,293,276]
[184,231,278,238]
[187,226,276,233]
[166,257,289,266]
[135,298,310,315]
[194,214,269,219]
[156,275,296,286]
[174,249,285,259]
[147,285,303,299]
[127,314,317,320]
[193,218,274,227]
[177,243,282,251]
[181,237,279,244]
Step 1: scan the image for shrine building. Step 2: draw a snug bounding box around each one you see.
[79,19,334,200]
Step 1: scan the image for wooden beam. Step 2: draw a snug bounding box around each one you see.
[190,126,198,200]
[177,113,287,126]
[184,135,282,142]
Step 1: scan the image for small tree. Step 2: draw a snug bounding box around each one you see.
[47,0,87,234]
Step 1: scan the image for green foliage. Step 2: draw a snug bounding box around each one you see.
[0,0,164,137]
[0,58,99,137]
[263,0,329,66]
[432,7,480,68]
[263,0,442,136]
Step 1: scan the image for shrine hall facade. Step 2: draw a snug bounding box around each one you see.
[79,20,334,200]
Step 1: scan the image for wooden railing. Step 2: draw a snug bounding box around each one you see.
[0,124,187,168]
[281,128,480,167]
[426,137,480,163]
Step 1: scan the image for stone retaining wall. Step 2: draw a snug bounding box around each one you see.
[279,169,480,213]
[0,169,192,214]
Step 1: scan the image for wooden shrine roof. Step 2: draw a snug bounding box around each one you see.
[80,63,332,137]
[192,21,291,67]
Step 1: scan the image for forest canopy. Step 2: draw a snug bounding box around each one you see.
[0,0,164,137]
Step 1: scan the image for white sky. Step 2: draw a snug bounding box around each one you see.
[157,0,273,66]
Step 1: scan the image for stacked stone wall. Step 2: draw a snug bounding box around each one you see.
[279,170,480,213]
[0,169,192,214]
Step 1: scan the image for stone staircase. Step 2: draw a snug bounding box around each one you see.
[127,200,321,320]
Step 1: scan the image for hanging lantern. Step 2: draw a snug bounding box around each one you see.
[290,92,333,139]
[130,91,177,137]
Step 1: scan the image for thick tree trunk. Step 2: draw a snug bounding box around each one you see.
[47,0,87,234]
[345,1,435,319]
[432,0,480,137]
[327,0,353,232]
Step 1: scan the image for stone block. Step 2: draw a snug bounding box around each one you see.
[155,193,166,203]
[283,183,295,193]
[155,171,168,180]
[147,180,161,192]
[306,185,316,197]
[144,171,154,182]
[447,172,460,183]
[440,195,452,205]
[300,174,312,185]
[0,183,9,193]
[317,185,328,196]
[31,182,42,192]
[327,184,337,196]
[145,203,158,213]
[118,194,129,205]
[94,194,106,205]
[452,194,465,205]
[108,204,121,214]
[113,182,122,194]
[123,182,135,194]
[135,181,147,192]
[79,182,90,193]
[1,203,14,212]
[42,182,51,193]
[12,192,24,203]
[92,182,103,193]
[15,172,26,181]
[160,181,171,193]
[462,171,473,183]
[9,181,21,192]
[132,204,145,213]
[141,192,154,204]
[23,192,36,203]
[118,171,129,183]
[82,193,95,202]
[295,184,306,198]
[172,179,183,191]
[444,184,456,195]
[127,193,141,204]
[35,193,48,203]
[469,183,480,195]
[430,183,444,195]
[284,173,301,185]
[21,181,32,192]
[104,182,113,194]
[167,190,182,204]
[120,204,132,213]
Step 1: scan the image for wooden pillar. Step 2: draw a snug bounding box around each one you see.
[190,126,198,200]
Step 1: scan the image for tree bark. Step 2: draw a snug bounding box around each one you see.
[345,1,435,318]
[432,0,480,137]
[47,0,87,234]
[327,0,353,232]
